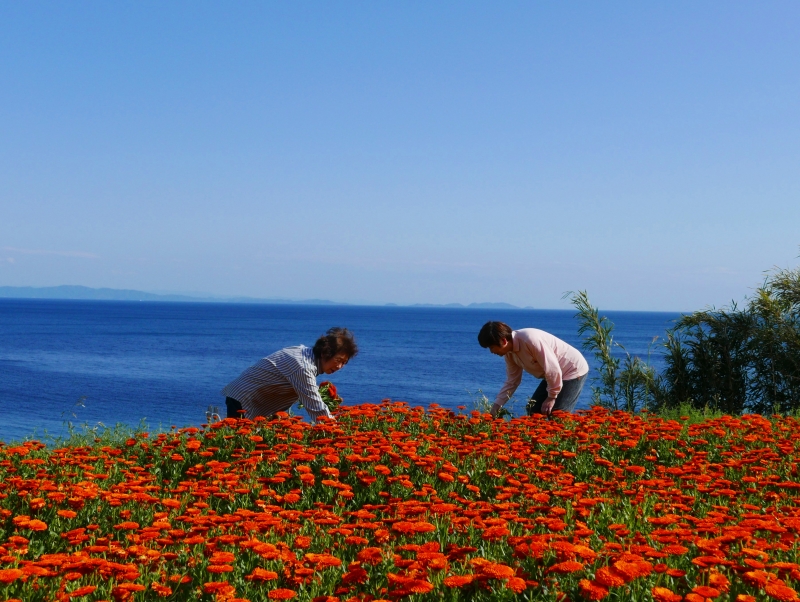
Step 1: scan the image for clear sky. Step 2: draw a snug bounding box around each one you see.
[2,2,799,311]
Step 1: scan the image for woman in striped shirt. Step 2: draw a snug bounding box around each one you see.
[222,327,358,421]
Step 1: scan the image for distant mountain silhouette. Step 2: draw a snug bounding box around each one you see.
[467,302,521,309]
[0,285,532,309]
[0,285,343,305]
[407,302,527,309]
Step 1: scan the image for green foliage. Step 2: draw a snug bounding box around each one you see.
[659,262,800,414]
[568,291,658,413]
[468,389,515,418]
[651,401,727,425]
[570,254,800,417]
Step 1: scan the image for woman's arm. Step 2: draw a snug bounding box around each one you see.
[527,337,564,414]
[287,368,334,422]
[492,355,523,415]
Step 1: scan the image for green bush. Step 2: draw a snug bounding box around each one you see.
[660,263,800,414]
[570,256,800,416]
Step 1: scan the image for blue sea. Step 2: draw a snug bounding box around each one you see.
[0,299,681,443]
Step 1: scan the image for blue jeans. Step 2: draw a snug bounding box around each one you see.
[526,373,587,415]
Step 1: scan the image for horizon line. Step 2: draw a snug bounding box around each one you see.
[0,284,687,313]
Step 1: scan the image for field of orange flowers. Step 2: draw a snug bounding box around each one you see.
[1,402,799,602]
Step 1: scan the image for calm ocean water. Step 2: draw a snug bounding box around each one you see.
[0,299,680,443]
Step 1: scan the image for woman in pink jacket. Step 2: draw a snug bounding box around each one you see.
[478,321,589,417]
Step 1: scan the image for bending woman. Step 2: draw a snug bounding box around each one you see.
[222,327,357,421]
[478,321,588,417]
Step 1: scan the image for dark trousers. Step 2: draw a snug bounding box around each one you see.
[226,397,243,419]
[526,373,587,415]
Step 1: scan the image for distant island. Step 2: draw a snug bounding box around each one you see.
[0,285,534,309]
[0,285,340,305]
[405,302,534,309]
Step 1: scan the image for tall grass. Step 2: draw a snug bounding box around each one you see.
[568,290,658,413]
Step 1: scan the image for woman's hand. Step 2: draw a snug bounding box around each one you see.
[541,398,556,416]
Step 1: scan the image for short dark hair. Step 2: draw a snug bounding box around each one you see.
[313,327,358,361]
[477,321,513,348]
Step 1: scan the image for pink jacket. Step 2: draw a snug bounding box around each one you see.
[495,328,589,406]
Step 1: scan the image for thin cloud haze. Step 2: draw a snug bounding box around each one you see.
[3,247,99,259]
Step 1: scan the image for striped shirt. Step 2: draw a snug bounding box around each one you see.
[221,345,333,421]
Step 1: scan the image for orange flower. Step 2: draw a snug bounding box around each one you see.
[391,521,436,534]
[111,582,147,601]
[268,589,297,600]
[709,571,730,592]
[579,579,609,601]
[515,541,548,558]
[742,570,772,588]
[742,548,770,560]
[57,510,78,519]
[0,569,24,584]
[594,566,626,588]
[612,560,649,581]
[204,582,236,596]
[407,579,434,594]
[482,526,510,541]
[573,545,598,561]
[207,564,234,573]
[387,572,434,594]
[246,568,278,582]
[547,561,584,574]
[210,552,236,564]
[114,521,140,531]
[506,576,527,594]
[652,586,682,602]
[26,519,48,531]
[693,586,721,598]
[771,563,800,572]
[662,544,689,555]
[443,574,475,588]
[22,566,53,578]
[150,583,173,596]
[68,585,97,597]
[765,583,799,602]
[479,562,516,580]
[357,547,383,565]
[341,567,368,584]
[304,553,342,569]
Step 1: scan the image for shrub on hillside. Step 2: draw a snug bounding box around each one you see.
[661,262,800,414]
[571,255,800,415]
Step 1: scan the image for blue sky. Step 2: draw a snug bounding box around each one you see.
[1,2,798,311]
